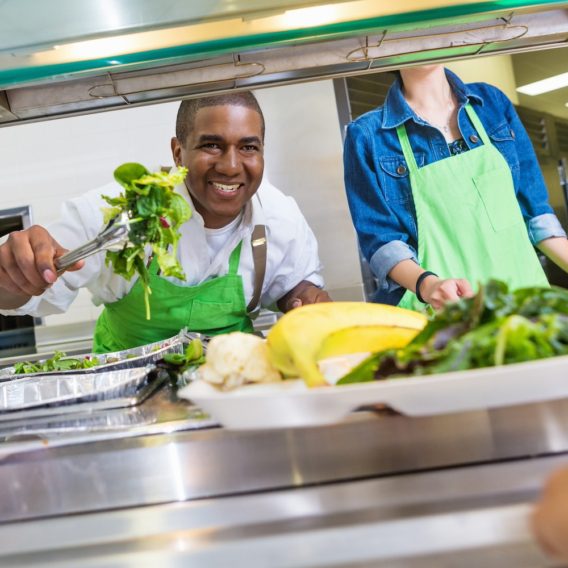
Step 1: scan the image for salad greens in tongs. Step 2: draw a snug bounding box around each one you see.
[101,162,191,319]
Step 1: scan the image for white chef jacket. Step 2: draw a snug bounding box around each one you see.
[1,177,324,318]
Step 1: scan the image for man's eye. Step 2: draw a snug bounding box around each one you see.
[242,145,259,152]
[201,143,220,150]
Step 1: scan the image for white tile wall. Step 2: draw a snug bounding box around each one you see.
[0,101,180,328]
[0,80,363,330]
[256,81,364,301]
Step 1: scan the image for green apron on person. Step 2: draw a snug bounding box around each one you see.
[93,241,254,353]
[396,104,549,311]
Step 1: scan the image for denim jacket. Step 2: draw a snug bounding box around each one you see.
[344,69,566,305]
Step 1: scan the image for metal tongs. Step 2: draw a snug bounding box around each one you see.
[55,212,131,273]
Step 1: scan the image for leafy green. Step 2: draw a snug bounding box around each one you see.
[14,351,102,375]
[102,163,191,319]
[338,280,568,385]
[162,338,205,371]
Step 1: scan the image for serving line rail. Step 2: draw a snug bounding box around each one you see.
[1,394,568,565]
[0,454,562,567]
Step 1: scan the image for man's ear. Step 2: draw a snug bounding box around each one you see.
[171,137,182,167]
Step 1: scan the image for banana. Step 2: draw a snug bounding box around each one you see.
[267,302,427,387]
[316,325,419,361]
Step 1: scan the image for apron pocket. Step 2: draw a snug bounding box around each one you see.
[473,169,523,232]
[188,299,241,331]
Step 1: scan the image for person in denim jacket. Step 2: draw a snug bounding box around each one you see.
[344,65,568,310]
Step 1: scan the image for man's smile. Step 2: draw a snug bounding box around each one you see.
[209,181,242,196]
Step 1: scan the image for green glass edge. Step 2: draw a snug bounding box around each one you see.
[1,0,566,87]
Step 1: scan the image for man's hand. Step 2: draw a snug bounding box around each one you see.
[532,467,568,561]
[419,275,474,310]
[277,280,332,313]
[0,226,84,309]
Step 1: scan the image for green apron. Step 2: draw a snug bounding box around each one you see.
[93,241,254,353]
[396,104,548,311]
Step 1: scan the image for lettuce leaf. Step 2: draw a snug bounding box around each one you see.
[338,280,568,385]
[102,163,191,319]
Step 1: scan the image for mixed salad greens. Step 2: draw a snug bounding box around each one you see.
[14,351,102,374]
[163,338,205,372]
[339,280,568,384]
[102,163,191,319]
[11,340,192,376]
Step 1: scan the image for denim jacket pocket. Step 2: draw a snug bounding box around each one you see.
[489,122,520,172]
[379,153,425,204]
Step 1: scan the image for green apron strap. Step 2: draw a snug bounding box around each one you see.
[228,241,243,275]
[396,123,419,173]
[464,103,491,146]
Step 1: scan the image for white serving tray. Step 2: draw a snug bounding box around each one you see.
[177,355,568,430]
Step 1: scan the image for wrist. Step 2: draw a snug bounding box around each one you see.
[415,271,438,304]
[0,291,32,310]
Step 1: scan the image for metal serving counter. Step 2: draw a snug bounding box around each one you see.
[1,388,568,566]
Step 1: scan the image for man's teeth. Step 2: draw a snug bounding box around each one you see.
[213,182,239,193]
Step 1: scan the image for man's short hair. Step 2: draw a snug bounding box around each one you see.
[175,91,265,145]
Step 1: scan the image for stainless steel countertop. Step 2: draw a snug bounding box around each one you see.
[0,453,563,567]
[2,395,568,522]
[1,383,568,565]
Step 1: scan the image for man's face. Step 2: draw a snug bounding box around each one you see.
[172,104,264,229]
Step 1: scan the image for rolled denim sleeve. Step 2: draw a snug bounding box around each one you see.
[528,213,567,244]
[370,240,417,301]
[344,120,417,302]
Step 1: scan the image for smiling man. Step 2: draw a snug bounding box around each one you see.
[0,92,331,352]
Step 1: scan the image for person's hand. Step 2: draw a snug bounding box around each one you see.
[532,467,568,561]
[277,281,332,312]
[419,275,474,310]
[287,286,332,310]
[0,226,84,303]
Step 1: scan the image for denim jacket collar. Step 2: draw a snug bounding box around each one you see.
[381,68,485,129]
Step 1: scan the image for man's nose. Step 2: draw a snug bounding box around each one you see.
[216,147,242,175]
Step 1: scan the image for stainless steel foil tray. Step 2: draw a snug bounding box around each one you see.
[0,365,163,421]
[0,385,217,452]
[0,330,192,381]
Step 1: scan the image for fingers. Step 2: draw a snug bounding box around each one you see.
[0,232,47,296]
[430,280,461,309]
[288,298,302,310]
[531,506,561,559]
[63,259,85,273]
[29,229,61,280]
[0,226,69,297]
[530,467,568,561]
[286,288,332,311]
[456,279,474,298]
[425,278,473,310]
[315,290,333,303]
[52,244,85,275]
